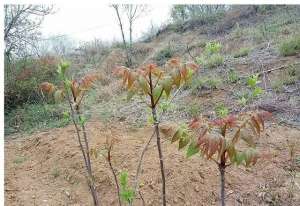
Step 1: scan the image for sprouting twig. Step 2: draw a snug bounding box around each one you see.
[107,148,122,206]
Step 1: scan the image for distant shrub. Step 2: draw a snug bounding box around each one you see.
[155,46,174,65]
[198,54,224,69]
[279,36,300,56]
[5,103,70,135]
[191,75,222,95]
[196,41,224,69]
[233,47,250,58]
[5,56,60,111]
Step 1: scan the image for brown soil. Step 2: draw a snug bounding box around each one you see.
[5,120,300,206]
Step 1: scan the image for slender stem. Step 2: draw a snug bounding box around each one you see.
[66,92,89,173]
[65,88,99,206]
[107,149,122,206]
[132,86,182,205]
[218,160,226,206]
[149,72,167,206]
[133,130,155,194]
[139,191,145,206]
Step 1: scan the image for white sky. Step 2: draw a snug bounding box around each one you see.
[40,4,172,43]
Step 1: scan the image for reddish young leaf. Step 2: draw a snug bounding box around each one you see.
[40,82,56,94]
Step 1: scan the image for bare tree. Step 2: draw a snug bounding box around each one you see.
[111,4,148,67]
[4,5,53,60]
[122,5,148,49]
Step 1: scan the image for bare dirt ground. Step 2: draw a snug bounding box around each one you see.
[5,120,300,206]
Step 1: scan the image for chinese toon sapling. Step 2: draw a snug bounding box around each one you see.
[161,111,272,206]
[40,62,100,206]
[114,59,198,205]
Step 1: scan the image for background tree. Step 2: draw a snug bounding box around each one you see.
[111,4,149,67]
[4,5,53,60]
[171,5,226,23]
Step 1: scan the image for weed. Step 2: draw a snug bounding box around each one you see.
[279,35,300,56]
[119,171,135,204]
[52,168,60,178]
[155,46,174,65]
[185,101,202,117]
[205,42,222,55]
[13,156,27,164]
[233,47,251,58]
[215,103,229,118]
[196,41,224,69]
[227,68,239,83]
[191,76,222,95]
[271,79,284,93]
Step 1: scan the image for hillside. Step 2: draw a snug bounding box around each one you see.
[4,5,300,206]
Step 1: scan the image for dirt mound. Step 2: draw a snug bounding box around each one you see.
[5,121,300,205]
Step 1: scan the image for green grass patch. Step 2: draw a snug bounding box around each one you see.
[279,35,300,56]
[13,156,27,164]
[233,47,251,58]
[5,103,70,136]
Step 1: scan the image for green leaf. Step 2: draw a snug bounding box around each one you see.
[179,136,189,150]
[171,128,183,143]
[153,85,163,103]
[161,77,173,98]
[138,76,149,94]
[79,116,86,126]
[235,152,246,165]
[252,86,263,97]
[119,171,128,188]
[186,141,199,158]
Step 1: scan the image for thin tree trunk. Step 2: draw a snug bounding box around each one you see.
[149,72,167,206]
[153,110,167,206]
[218,163,225,206]
[107,150,122,206]
[113,5,131,67]
[65,90,99,206]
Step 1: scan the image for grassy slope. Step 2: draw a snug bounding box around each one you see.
[4,6,300,136]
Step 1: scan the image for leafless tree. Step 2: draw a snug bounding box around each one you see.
[122,5,148,49]
[4,5,53,60]
[111,4,149,67]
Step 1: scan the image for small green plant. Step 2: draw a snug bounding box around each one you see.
[191,76,222,95]
[227,69,239,84]
[205,42,222,55]
[119,171,135,205]
[279,35,300,56]
[215,103,229,118]
[238,74,263,106]
[162,111,272,206]
[155,46,174,65]
[13,156,27,164]
[196,41,224,69]
[197,54,224,69]
[233,47,250,58]
[52,168,60,178]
